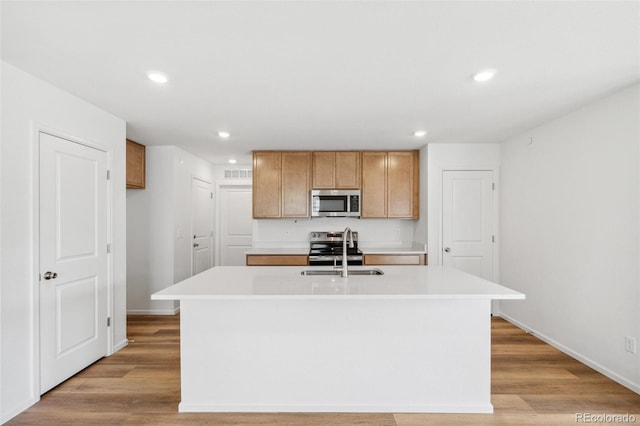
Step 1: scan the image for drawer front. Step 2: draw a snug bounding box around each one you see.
[363,254,425,265]
[246,255,309,266]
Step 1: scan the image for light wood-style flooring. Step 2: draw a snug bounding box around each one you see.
[7,315,640,425]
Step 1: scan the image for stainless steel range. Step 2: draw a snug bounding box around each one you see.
[308,231,363,266]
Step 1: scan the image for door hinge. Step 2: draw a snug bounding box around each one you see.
[107,243,111,254]
[107,317,111,327]
[107,170,111,180]
[492,182,495,190]
[492,235,495,243]
[210,192,213,199]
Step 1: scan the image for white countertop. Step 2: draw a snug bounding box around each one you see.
[245,248,309,255]
[152,265,524,301]
[246,243,427,256]
[359,242,427,255]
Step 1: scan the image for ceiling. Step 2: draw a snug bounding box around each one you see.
[2,1,639,165]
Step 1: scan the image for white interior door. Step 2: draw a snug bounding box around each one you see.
[442,170,494,280]
[192,177,214,275]
[39,132,108,393]
[220,186,253,266]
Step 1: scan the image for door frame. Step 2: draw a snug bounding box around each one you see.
[31,123,115,397]
[431,164,500,284]
[190,175,214,275]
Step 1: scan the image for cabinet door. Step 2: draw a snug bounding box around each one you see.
[361,152,387,218]
[363,254,425,265]
[387,151,418,218]
[282,152,311,217]
[246,255,309,266]
[335,151,360,189]
[253,152,281,218]
[126,139,145,189]
[312,152,335,189]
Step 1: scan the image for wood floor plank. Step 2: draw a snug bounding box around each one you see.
[6,315,640,426]
[124,413,397,426]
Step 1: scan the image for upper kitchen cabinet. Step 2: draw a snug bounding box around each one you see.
[282,151,312,217]
[126,139,146,189]
[361,152,387,218]
[253,151,282,218]
[361,150,419,219]
[253,151,311,219]
[312,151,360,189]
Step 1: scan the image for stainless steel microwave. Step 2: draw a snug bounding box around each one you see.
[310,189,361,218]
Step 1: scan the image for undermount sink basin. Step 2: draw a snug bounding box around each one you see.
[300,268,384,276]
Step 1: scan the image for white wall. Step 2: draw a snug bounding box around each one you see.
[499,84,640,392]
[126,147,176,314]
[173,150,216,283]
[0,62,127,422]
[426,143,501,266]
[126,146,215,314]
[412,146,429,246]
[253,218,416,249]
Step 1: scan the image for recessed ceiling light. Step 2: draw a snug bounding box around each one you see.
[228,159,237,164]
[413,130,428,137]
[473,69,497,82]
[147,71,168,84]
[218,131,231,139]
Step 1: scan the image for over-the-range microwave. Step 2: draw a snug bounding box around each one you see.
[310,189,360,218]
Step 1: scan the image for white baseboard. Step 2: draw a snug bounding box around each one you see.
[112,339,128,353]
[127,306,180,316]
[1,396,39,425]
[499,312,640,395]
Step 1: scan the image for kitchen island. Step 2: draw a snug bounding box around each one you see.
[152,265,524,413]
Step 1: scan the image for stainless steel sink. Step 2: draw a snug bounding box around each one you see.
[300,268,384,276]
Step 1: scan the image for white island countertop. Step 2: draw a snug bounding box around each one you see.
[359,242,427,255]
[152,265,524,301]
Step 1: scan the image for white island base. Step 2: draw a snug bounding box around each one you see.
[152,266,524,413]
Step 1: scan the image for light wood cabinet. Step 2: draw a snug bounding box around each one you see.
[361,152,388,218]
[363,254,427,265]
[253,151,282,218]
[253,151,311,219]
[253,150,418,219]
[388,151,419,218]
[282,152,311,217]
[246,254,309,266]
[126,139,145,189]
[312,152,335,188]
[361,151,419,219]
[312,151,360,189]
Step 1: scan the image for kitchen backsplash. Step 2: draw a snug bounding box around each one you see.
[252,218,416,248]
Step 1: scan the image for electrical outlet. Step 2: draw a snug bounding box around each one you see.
[624,336,636,354]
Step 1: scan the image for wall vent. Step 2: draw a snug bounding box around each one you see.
[224,169,252,179]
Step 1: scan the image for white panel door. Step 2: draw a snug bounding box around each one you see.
[192,177,214,275]
[442,170,494,280]
[220,186,253,266]
[39,132,108,393]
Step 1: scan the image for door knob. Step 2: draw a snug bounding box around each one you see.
[444,247,451,253]
[43,271,58,280]
[193,243,199,248]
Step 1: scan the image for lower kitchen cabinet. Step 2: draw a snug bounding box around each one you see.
[363,254,427,266]
[246,255,309,266]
